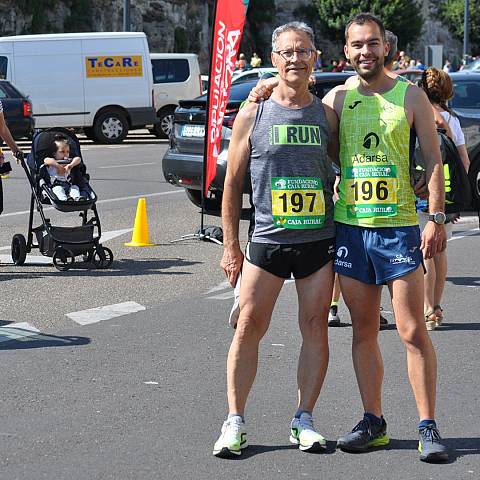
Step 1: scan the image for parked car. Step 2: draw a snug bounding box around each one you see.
[231,67,278,84]
[394,68,424,84]
[449,72,480,207]
[162,72,353,211]
[0,80,34,140]
[462,59,480,72]
[150,53,203,138]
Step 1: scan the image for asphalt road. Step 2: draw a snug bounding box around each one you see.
[0,132,478,479]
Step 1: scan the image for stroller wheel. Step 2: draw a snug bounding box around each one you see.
[11,234,27,265]
[53,247,75,271]
[93,246,113,269]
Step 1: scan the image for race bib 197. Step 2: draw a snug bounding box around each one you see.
[271,176,325,229]
[345,165,398,218]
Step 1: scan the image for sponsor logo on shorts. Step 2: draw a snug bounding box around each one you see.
[334,245,352,268]
[390,254,415,265]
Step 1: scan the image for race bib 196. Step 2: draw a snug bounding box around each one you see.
[271,177,325,229]
[345,165,398,218]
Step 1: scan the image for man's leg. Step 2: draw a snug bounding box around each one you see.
[339,275,383,417]
[226,260,284,415]
[295,261,334,412]
[389,267,437,420]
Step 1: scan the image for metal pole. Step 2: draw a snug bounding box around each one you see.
[123,0,131,32]
[463,0,469,59]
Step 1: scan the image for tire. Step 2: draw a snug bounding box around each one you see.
[52,247,75,271]
[11,234,27,266]
[151,107,175,139]
[93,110,129,144]
[185,188,222,213]
[92,246,113,269]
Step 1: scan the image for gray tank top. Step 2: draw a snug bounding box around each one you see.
[248,95,335,244]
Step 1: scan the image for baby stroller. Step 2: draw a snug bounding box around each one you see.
[11,127,113,271]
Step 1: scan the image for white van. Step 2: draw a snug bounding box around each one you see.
[150,53,202,138]
[0,32,156,143]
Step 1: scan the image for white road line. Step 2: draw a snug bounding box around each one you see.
[449,228,480,242]
[0,189,183,218]
[66,301,146,326]
[206,280,231,294]
[0,322,40,343]
[98,162,155,169]
[0,254,51,264]
[100,228,132,243]
[208,291,235,300]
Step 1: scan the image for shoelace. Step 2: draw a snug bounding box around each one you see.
[352,418,373,437]
[419,425,441,444]
[225,419,242,434]
[298,415,315,430]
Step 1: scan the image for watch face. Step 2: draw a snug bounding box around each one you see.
[434,212,446,224]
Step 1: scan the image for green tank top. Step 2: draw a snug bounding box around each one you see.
[335,81,418,227]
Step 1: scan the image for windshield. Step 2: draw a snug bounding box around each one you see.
[196,80,257,102]
[463,59,480,71]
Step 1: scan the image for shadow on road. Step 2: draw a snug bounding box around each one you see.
[446,276,480,286]
[0,322,90,350]
[389,437,480,463]
[0,257,202,280]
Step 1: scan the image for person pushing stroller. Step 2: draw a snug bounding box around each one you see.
[43,135,85,201]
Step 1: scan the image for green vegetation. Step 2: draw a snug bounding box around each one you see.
[314,0,423,50]
[437,0,480,54]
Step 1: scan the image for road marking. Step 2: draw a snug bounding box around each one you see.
[98,162,155,169]
[0,254,51,264]
[449,228,480,242]
[144,381,159,385]
[0,322,40,343]
[66,301,146,326]
[206,280,231,294]
[0,190,183,218]
[100,228,132,243]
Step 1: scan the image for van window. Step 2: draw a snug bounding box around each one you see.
[0,85,7,99]
[451,80,480,108]
[0,57,7,79]
[152,59,190,84]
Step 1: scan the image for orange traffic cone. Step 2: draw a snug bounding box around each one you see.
[125,198,156,246]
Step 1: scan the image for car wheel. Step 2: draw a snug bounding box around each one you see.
[93,110,128,144]
[185,188,222,213]
[152,107,175,139]
[11,234,27,265]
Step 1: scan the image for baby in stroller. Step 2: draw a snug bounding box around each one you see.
[43,135,85,201]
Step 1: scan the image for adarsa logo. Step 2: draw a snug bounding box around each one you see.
[353,153,388,163]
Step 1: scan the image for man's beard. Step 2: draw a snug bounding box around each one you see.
[354,58,384,80]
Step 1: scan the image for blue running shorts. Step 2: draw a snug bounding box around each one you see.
[334,223,423,285]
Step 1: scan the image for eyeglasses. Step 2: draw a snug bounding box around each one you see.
[273,49,314,61]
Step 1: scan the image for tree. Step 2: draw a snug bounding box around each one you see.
[437,0,480,54]
[314,0,423,50]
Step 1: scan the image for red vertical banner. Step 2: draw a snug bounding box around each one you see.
[204,0,250,196]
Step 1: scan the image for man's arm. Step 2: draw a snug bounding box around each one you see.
[220,103,257,286]
[322,101,339,165]
[407,85,447,259]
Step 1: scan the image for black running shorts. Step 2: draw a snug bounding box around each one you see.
[245,238,335,279]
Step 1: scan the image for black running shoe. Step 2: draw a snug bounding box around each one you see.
[418,424,449,463]
[337,416,389,452]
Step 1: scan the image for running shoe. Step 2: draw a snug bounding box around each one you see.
[418,424,449,463]
[328,305,341,327]
[290,412,327,452]
[213,417,248,457]
[379,309,388,329]
[337,416,389,452]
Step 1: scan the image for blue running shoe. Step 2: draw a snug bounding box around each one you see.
[418,424,449,463]
[337,416,389,452]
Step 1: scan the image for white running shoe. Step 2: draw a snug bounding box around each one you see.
[290,412,327,452]
[213,417,248,457]
[328,306,341,326]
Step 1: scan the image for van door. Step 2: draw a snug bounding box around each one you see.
[151,58,191,111]
[13,39,85,128]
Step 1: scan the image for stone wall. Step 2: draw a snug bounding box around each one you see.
[0,0,465,71]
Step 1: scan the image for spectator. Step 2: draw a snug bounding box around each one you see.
[236,53,247,71]
[250,52,262,68]
[314,50,323,71]
[443,60,452,73]
[416,59,426,70]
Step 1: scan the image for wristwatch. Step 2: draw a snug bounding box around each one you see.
[428,212,446,225]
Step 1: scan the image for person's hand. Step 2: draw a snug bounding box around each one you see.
[411,172,428,199]
[420,221,447,259]
[220,245,244,287]
[247,77,279,103]
[333,175,341,201]
[57,164,67,175]
[13,150,24,164]
[64,163,72,173]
